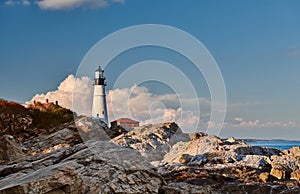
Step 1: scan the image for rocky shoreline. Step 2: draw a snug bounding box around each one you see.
[1,117,300,193]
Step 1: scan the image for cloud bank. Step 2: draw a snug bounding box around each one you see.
[106,85,202,132]
[27,75,93,116]
[36,0,124,10]
[27,74,300,135]
[222,117,299,128]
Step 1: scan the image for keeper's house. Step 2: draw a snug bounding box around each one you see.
[110,118,139,131]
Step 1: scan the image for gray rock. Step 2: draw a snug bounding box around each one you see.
[112,122,190,161]
[1,118,300,194]
[188,153,209,166]
[75,116,111,142]
[163,135,223,164]
[0,118,164,194]
[270,155,299,172]
[161,182,214,194]
[21,128,81,155]
[0,135,25,163]
[234,145,281,157]
[0,141,163,194]
[235,155,271,170]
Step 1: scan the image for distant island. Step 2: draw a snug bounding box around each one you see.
[243,139,300,151]
[241,139,300,142]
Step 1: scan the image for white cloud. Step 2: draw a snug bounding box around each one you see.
[220,118,300,140]
[36,0,123,10]
[222,117,299,128]
[4,0,30,6]
[27,75,93,116]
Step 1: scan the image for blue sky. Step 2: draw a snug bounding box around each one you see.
[0,0,300,138]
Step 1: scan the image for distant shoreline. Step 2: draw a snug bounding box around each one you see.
[239,139,300,142]
[240,139,300,150]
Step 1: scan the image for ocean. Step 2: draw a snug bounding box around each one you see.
[246,141,300,151]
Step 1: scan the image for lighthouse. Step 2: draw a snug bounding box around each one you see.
[92,66,108,124]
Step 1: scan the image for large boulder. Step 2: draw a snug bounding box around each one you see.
[75,116,110,142]
[159,130,300,193]
[21,128,82,155]
[0,117,167,193]
[0,162,84,194]
[283,146,300,158]
[270,167,286,180]
[112,122,190,161]
[235,155,271,170]
[0,141,164,194]
[269,155,299,180]
[234,146,281,157]
[163,135,223,164]
[0,135,25,163]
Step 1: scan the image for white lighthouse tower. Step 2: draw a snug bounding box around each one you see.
[92,66,108,124]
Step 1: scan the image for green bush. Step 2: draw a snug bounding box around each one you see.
[28,103,74,129]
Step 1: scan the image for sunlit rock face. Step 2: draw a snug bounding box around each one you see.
[111,122,190,162]
[0,109,300,193]
[0,117,163,194]
[158,131,300,193]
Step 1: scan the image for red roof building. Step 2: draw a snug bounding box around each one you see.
[110,118,139,130]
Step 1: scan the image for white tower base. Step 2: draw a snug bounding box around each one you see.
[92,85,108,124]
